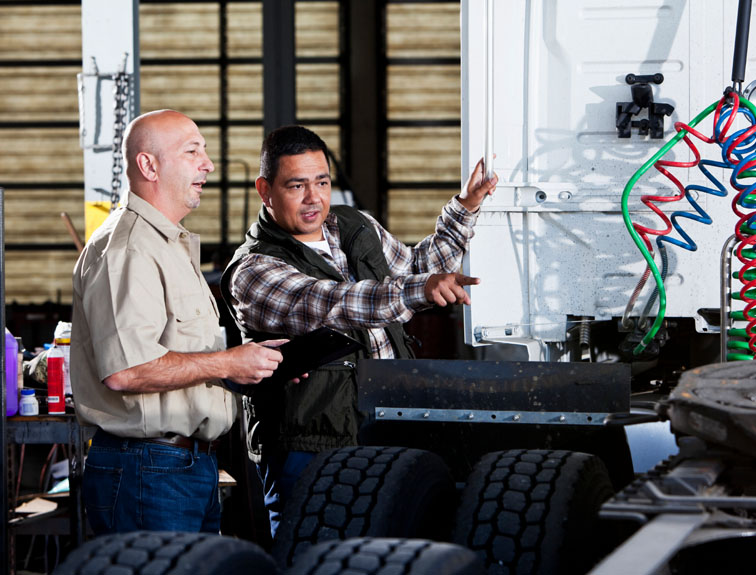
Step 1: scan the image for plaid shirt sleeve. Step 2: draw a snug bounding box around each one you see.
[366,194,479,275]
[227,196,478,337]
[228,254,431,336]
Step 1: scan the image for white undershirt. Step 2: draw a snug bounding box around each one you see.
[304,239,333,258]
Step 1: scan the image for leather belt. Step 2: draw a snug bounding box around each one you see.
[93,429,220,455]
[144,434,220,454]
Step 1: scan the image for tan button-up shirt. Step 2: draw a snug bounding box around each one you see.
[71,192,235,441]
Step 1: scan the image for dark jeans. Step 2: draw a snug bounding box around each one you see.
[257,450,315,538]
[83,430,221,534]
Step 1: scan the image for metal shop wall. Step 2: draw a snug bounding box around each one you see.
[385,1,461,243]
[0,0,461,306]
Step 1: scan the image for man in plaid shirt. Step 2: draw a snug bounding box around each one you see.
[221,125,497,537]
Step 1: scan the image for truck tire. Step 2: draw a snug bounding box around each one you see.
[288,537,485,575]
[273,446,456,567]
[53,531,279,575]
[453,449,615,575]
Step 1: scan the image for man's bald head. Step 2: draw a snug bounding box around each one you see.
[123,109,188,180]
[119,109,214,224]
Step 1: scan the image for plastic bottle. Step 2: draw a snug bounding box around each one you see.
[47,344,66,414]
[54,321,72,396]
[19,388,38,416]
[5,328,18,416]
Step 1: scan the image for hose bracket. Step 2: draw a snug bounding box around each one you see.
[616,74,675,139]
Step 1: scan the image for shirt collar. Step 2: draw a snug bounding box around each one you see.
[124,191,186,241]
[323,210,338,234]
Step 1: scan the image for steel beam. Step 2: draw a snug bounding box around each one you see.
[346,0,383,220]
[262,0,296,134]
[1,187,8,574]
[588,513,709,575]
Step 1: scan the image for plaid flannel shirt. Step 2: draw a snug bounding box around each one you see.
[228,195,479,358]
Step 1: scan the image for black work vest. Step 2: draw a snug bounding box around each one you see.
[221,205,414,454]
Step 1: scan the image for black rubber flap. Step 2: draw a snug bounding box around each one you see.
[357,359,630,414]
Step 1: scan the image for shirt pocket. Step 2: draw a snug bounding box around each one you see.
[169,293,217,352]
[174,292,208,322]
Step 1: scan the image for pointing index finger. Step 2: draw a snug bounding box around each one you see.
[457,275,481,286]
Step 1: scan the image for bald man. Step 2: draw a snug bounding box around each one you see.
[71,110,285,534]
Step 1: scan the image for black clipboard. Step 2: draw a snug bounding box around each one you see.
[223,327,366,393]
[267,326,366,383]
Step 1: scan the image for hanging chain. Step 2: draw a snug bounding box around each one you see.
[110,68,130,212]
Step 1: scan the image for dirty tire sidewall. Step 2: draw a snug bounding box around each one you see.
[53,531,279,575]
[288,537,485,575]
[272,446,456,567]
[453,449,615,575]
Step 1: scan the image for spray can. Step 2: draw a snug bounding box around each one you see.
[47,344,65,414]
[53,322,72,396]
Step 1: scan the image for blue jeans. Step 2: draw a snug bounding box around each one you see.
[83,430,221,534]
[257,450,315,538]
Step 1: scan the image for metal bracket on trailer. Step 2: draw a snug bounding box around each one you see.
[588,513,710,575]
[374,407,609,426]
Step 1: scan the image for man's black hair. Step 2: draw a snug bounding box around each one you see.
[259,125,329,182]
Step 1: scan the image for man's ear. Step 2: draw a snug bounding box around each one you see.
[136,152,158,182]
[256,176,272,208]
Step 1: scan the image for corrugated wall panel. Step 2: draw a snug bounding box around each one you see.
[297,63,340,119]
[228,3,263,56]
[140,4,220,58]
[228,65,265,118]
[0,68,80,122]
[296,2,339,56]
[3,190,84,246]
[388,188,456,244]
[385,3,461,243]
[0,6,81,60]
[1,1,461,303]
[387,65,460,120]
[0,129,82,182]
[141,65,222,118]
[5,251,79,304]
[387,126,460,182]
[386,3,460,58]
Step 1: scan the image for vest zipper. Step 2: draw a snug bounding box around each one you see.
[322,360,356,370]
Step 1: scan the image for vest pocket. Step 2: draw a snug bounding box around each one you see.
[282,362,360,446]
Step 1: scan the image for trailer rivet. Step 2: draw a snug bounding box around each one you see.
[559,415,566,422]
[423,411,430,418]
[468,413,475,420]
[378,411,385,418]
[513,414,521,421]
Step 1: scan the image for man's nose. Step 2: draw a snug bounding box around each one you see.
[201,151,215,173]
[302,184,317,202]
